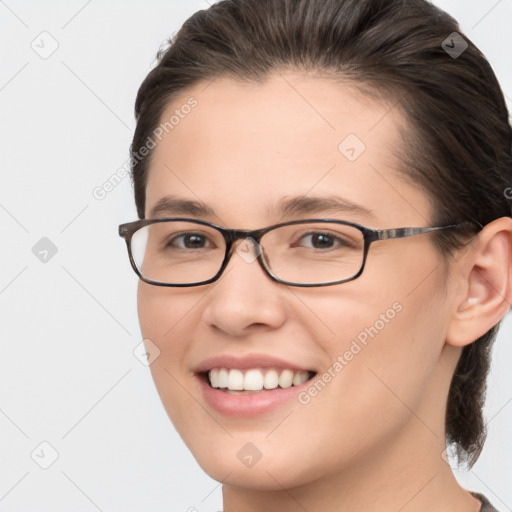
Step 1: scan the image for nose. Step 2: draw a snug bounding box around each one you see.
[201,238,287,336]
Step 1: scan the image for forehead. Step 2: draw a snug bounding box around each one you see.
[145,72,431,227]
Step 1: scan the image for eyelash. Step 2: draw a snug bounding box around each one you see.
[166,231,355,250]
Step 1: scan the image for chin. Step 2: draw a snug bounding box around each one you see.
[179,433,328,491]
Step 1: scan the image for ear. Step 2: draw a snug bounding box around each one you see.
[446,216,512,347]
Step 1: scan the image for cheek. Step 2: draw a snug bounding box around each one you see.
[136,283,196,412]
[301,270,448,437]
[134,258,450,488]
[137,282,199,342]
[137,285,237,480]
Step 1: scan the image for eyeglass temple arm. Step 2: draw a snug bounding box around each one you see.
[375,226,447,241]
[374,221,482,241]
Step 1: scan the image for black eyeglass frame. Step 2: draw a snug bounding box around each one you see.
[118,218,479,288]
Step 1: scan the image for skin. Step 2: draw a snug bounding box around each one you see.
[136,71,512,512]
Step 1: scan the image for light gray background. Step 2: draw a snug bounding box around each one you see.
[0,1,510,510]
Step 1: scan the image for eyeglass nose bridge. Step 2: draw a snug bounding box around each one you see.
[217,227,272,279]
[222,226,268,244]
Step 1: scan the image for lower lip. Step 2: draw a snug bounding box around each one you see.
[197,374,313,417]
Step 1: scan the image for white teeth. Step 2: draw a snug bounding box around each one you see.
[292,371,309,386]
[278,369,294,389]
[244,369,264,391]
[227,369,244,390]
[218,368,228,388]
[263,369,279,389]
[209,368,219,388]
[207,367,312,391]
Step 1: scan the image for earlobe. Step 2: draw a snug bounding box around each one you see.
[446,217,512,348]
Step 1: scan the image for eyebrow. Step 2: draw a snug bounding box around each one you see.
[271,195,375,221]
[148,194,375,221]
[149,196,215,218]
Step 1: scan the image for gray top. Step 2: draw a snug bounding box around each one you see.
[473,492,500,511]
[216,492,499,511]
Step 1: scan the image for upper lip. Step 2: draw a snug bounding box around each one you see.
[194,353,316,374]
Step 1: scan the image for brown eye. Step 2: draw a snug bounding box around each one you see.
[167,232,214,250]
[293,231,356,250]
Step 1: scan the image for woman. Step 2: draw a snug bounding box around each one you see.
[119,0,512,510]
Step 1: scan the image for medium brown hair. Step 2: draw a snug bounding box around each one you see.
[129,0,512,467]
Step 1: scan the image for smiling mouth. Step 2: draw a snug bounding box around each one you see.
[201,367,317,394]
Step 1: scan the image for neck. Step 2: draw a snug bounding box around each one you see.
[221,418,482,512]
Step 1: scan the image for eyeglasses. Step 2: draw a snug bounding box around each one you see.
[118,218,477,288]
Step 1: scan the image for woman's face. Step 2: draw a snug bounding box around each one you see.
[137,72,458,489]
